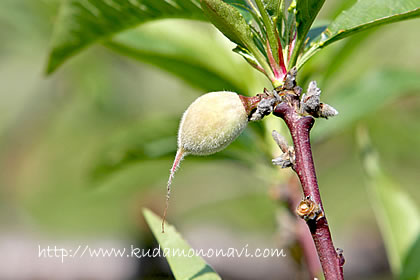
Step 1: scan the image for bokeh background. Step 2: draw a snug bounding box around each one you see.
[0,0,419,279]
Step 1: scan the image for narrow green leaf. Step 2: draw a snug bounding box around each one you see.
[296,0,325,43]
[289,0,325,67]
[201,0,276,83]
[313,69,420,140]
[46,0,206,74]
[327,0,357,20]
[298,0,420,68]
[357,127,420,275]
[200,0,253,48]
[325,0,420,45]
[143,208,222,280]
[254,0,279,64]
[400,234,420,280]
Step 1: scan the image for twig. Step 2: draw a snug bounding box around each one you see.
[271,177,322,278]
[289,177,322,278]
[273,75,344,280]
[273,95,344,279]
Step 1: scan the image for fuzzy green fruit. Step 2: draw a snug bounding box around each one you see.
[178,91,248,156]
[162,91,249,232]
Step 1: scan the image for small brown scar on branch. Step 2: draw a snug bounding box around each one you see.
[296,196,324,222]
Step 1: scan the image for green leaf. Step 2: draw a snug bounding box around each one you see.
[313,69,420,140]
[400,234,420,280]
[254,0,279,64]
[296,0,326,44]
[298,0,420,68]
[200,0,253,48]
[289,0,326,66]
[224,0,254,23]
[263,0,281,17]
[143,208,222,280]
[201,0,275,83]
[306,24,327,44]
[357,127,420,275]
[46,0,206,74]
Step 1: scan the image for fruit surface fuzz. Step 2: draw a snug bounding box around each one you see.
[178,91,248,156]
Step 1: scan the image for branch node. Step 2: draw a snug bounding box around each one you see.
[300,81,321,114]
[299,81,338,119]
[271,130,295,168]
[249,90,277,121]
[336,248,345,266]
[296,196,324,222]
[283,66,297,90]
[272,76,344,279]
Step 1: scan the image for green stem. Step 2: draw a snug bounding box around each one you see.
[246,40,277,85]
[288,36,304,68]
[296,44,320,70]
[245,0,259,15]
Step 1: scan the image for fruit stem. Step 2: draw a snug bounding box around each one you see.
[162,148,185,233]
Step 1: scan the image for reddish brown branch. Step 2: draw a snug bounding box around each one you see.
[274,102,344,280]
[288,177,322,278]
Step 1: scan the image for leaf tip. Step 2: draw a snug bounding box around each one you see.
[44,54,59,76]
[142,207,154,220]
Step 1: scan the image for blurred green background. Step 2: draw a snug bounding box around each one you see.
[0,0,419,279]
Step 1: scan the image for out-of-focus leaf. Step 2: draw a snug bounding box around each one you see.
[89,116,268,183]
[400,233,420,280]
[105,21,258,94]
[180,193,276,233]
[298,0,420,68]
[0,0,57,39]
[320,29,373,85]
[143,208,222,280]
[46,0,206,74]
[313,69,420,140]
[357,127,420,275]
[88,117,179,182]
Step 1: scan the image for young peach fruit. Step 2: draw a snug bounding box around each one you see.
[162,91,255,231]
